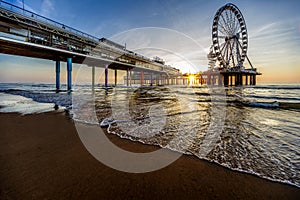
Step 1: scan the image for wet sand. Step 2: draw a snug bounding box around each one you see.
[0,111,299,199]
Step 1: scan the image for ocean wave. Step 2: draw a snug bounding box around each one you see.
[1,89,72,107]
[251,85,300,90]
[241,101,300,110]
[244,94,300,101]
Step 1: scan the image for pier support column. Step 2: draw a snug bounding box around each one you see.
[245,75,248,85]
[115,69,118,87]
[253,75,256,85]
[130,70,132,86]
[92,65,95,89]
[240,74,243,85]
[238,74,242,86]
[207,75,211,85]
[150,73,153,86]
[218,75,222,86]
[67,58,72,91]
[141,71,144,86]
[105,65,108,87]
[224,75,229,86]
[55,61,60,91]
[126,69,129,86]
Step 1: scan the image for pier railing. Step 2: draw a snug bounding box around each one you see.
[0,0,99,42]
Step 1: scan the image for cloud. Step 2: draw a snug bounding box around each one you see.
[110,27,208,73]
[248,19,300,67]
[8,0,35,12]
[41,0,54,17]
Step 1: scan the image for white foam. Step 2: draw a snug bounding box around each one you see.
[0,92,55,114]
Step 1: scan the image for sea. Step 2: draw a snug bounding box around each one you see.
[0,82,299,187]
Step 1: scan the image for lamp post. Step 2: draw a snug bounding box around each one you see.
[22,0,24,13]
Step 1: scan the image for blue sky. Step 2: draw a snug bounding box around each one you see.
[0,0,300,83]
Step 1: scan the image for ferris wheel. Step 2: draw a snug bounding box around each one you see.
[210,3,251,70]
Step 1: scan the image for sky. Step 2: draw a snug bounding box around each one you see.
[0,0,299,83]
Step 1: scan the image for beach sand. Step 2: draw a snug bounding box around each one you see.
[0,111,299,199]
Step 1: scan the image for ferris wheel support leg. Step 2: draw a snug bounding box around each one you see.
[246,55,254,69]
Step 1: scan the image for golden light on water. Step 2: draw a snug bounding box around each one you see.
[188,75,195,85]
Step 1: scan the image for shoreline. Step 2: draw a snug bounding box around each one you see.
[0,111,299,199]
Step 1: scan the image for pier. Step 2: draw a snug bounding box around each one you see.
[0,2,261,88]
[0,1,180,90]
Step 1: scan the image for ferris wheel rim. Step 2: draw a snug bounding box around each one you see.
[211,3,248,68]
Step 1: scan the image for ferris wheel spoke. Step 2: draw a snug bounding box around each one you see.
[218,20,230,35]
[220,14,231,34]
[229,10,234,34]
[226,11,232,31]
[219,41,227,52]
[233,19,240,34]
[218,35,227,39]
[225,42,230,65]
[225,10,232,34]
[232,15,237,34]
[218,22,229,35]
[229,41,235,67]
[220,41,228,65]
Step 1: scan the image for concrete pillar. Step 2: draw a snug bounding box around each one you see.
[207,75,211,85]
[238,74,241,85]
[242,75,244,85]
[150,73,153,86]
[115,69,117,87]
[218,75,222,86]
[253,75,256,85]
[245,75,248,85]
[55,61,60,91]
[129,70,132,86]
[67,58,72,91]
[105,65,108,87]
[235,74,238,86]
[224,75,229,86]
[92,65,95,89]
[241,74,244,85]
[141,71,144,86]
[126,69,129,86]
